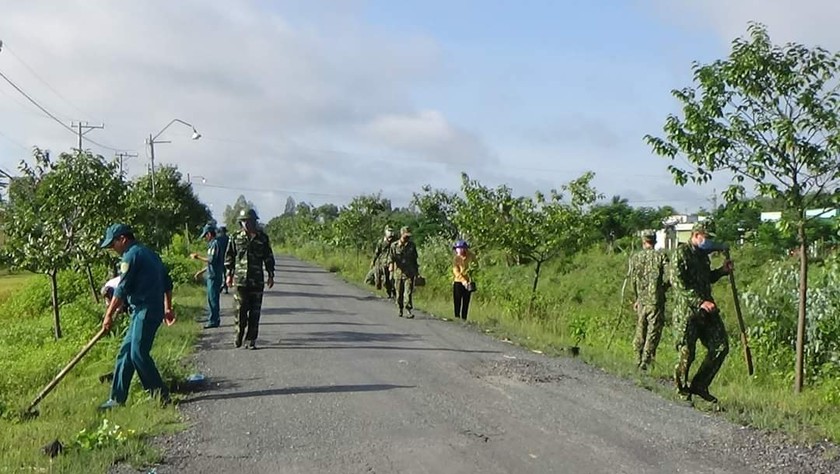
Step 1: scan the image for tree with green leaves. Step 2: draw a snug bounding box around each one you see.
[332,194,392,251]
[411,185,462,241]
[456,172,600,295]
[646,23,840,392]
[125,165,211,251]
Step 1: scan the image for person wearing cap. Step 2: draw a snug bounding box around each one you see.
[217,225,230,294]
[371,226,398,299]
[668,221,733,403]
[191,224,225,329]
[390,226,419,318]
[452,239,475,320]
[225,208,275,349]
[629,230,669,370]
[98,223,174,410]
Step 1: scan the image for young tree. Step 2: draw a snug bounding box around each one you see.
[457,172,600,295]
[411,185,462,241]
[3,150,75,338]
[645,23,840,392]
[332,194,392,251]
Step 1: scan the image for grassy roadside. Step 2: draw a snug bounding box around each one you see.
[0,273,205,473]
[282,244,840,447]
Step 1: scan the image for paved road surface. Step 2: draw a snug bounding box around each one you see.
[154,257,805,473]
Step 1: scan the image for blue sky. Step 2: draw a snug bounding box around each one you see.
[0,0,834,219]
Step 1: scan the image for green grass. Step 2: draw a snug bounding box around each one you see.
[0,272,204,473]
[284,243,840,445]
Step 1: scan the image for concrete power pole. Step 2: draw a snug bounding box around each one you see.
[70,121,104,152]
[114,151,138,177]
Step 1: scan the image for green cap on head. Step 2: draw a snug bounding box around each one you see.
[238,208,258,221]
[400,226,412,236]
[691,221,715,237]
[100,224,133,248]
[198,224,216,240]
[642,230,657,242]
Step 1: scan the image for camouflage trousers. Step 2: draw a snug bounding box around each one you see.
[674,308,729,392]
[234,286,264,342]
[395,274,415,315]
[633,303,664,367]
[375,264,395,298]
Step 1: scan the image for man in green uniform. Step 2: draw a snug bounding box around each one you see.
[629,230,669,370]
[669,222,733,403]
[98,224,174,409]
[371,226,397,299]
[191,224,225,329]
[390,226,419,318]
[225,208,275,349]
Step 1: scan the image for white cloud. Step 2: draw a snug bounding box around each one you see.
[0,0,489,219]
[362,110,492,166]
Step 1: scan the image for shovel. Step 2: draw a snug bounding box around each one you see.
[23,328,107,418]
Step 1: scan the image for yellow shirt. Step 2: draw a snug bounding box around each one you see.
[452,251,474,283]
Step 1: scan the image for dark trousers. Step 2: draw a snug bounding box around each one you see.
[453,282,471,320]
[235,286,264,341]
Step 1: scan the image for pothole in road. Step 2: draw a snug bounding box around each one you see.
[472,358,567,384]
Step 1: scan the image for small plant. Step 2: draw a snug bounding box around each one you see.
[73,419,136,451]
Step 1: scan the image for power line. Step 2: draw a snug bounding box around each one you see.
[0,67,125,153]
[192,182,356,199]
[2,43,93,121]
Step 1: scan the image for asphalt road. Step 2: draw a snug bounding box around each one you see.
[152,257,824,474]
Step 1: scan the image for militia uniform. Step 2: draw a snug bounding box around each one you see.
[99,224,173,408]
[199,224,225,328]
[669,222,731,402]
[372,227,397,298]
[225,209,276,349]
[629,231,668,370]
[390,226,419,318]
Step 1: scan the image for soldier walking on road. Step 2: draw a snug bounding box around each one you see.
[225,209,276,349]
[629,230,669,370]
[371,226,398,299]
[390,226,420,319]
[669,222,733,403]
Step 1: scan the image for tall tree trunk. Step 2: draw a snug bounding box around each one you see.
[50,270,62,340]
[86,263,100,303]
[531,260,543,295]
[794,221,809,393]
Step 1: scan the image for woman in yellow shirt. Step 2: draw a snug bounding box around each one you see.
[452,240,475,320]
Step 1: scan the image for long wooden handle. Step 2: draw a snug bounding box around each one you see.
[724,250,754,376]
[26,328,107,413]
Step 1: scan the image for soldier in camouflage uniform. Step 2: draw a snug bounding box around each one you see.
[371,226,397,299]
[225,208,276,349]
[629,230,669,370]
[390,226,419,318]
[669,222,733,403]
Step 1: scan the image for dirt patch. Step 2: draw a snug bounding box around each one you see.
[471,358,567,384]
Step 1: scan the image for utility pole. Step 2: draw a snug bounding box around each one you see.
[114,151,138,177]
[70,121,104,153]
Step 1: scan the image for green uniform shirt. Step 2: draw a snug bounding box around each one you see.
[630,248,668,308]
[225,229,276,288]
[390,239,419,277]
[114,242,173,320]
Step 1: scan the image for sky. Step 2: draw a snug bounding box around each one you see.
[0,0,838,222]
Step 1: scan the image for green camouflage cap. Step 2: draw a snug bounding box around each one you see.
[641,230,657,241]
[691,221,716,237]
[400,226,412,236]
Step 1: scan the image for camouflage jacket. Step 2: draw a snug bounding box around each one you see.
[372,237,396,267]
[390,239,419,277]
[668,243,726,313]
[224,229,276,288]
[629,248,668,308]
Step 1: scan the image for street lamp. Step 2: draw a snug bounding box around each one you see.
[187,174,207,184]
[146,119,201,198]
